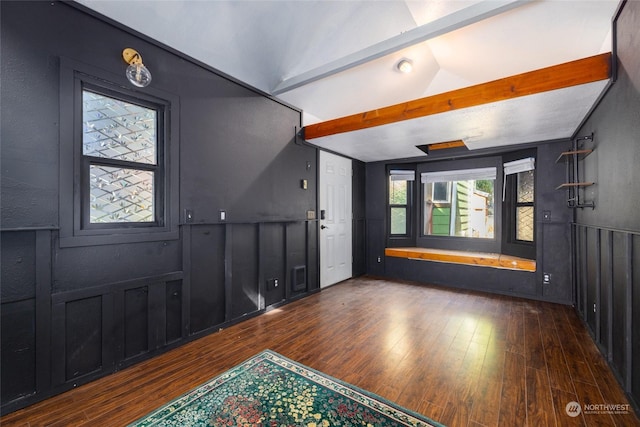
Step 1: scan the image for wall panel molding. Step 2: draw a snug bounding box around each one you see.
[573,222,639,410]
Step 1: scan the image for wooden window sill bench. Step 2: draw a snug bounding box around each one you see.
[385,247,536,272]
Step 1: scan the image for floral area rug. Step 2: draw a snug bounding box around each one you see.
[128,350,444,427]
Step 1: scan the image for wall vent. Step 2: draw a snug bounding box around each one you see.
[291,266,306,292]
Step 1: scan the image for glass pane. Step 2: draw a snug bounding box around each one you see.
[432,182,450,202]
[424,178,494,238]
[389,179,407,205]
[83,90,157,165]
[89,165,154,223]
[516,206,534,241]
[517,170,534,203]
[390,207,407,235]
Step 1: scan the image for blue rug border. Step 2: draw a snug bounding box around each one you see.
[128,349,446,427]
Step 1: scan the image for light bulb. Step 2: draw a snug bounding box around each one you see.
[126,63,152,87]
[397,59,413,74]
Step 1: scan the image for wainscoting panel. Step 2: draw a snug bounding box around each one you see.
[0,299,36,402]
[64,296,103,380]
[574,224,639,409]
[50,272,184,388]
[285,222,308,297]
[230,224,260,319]
[188,225,226,334]
[260,223,286,307]
[124,287,149,359]
[165,280,183,344]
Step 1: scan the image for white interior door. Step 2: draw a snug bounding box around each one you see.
[319,151,352,288]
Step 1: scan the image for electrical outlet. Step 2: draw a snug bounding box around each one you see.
[543,210,551,221]
[377,256,381,263]
[267,278,279,291]
[543,273,551,284]
[593,303,597,313]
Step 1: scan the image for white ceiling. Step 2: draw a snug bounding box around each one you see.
[77,0,620,162]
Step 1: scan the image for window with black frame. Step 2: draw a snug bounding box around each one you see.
[502,157,536,258]
[81,86,164,228]
[388,170,414,237]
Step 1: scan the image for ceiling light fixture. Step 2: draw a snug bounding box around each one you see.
[396,59,413,74]
[122,48,152,87]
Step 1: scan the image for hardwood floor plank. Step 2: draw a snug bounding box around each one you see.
[526,367,555,426]
[573,380,617,426]
[550,388,585,427]
[438,338,486,426]
[539,315,574,394]
[470,337,507,426]
[498,351,527,427]
[2,276,638,427]
[506,303,525,355]
[524,309,546,370]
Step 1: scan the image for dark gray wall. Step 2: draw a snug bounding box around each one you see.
[365,142,573,303]
[572,0,640,410]
[353,160,367,277]
[1,1,319,413]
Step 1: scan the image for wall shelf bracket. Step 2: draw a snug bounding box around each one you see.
[556,133,595,209]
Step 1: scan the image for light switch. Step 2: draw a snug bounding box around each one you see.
[220,210,226,221]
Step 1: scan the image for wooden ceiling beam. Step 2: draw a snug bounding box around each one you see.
[303,53,611,140]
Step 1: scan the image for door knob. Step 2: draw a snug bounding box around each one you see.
[321,225,329,229]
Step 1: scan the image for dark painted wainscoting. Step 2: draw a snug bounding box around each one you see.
[573,224,639,410]
[1,222,318,414]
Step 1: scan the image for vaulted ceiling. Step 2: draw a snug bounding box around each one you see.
[77,0,620,162]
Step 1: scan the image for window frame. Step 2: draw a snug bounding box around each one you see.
[502,151,537,259]
[59,58,179,247]
[417,156,502,253]
[80,84,166,230]
[386,166,416,246]
[514,170,535,242]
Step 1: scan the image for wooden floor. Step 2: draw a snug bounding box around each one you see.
[2,277,639,427]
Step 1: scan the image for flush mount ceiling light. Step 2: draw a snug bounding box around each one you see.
[122,48,152,87]
[396,59,413,73]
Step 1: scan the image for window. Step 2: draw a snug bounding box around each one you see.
[388,170,414,236]
[59,59,179,247]
[502,156,536,258]
[82,88,162,227]
[422,167,496,239]
[515,170,535,241]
